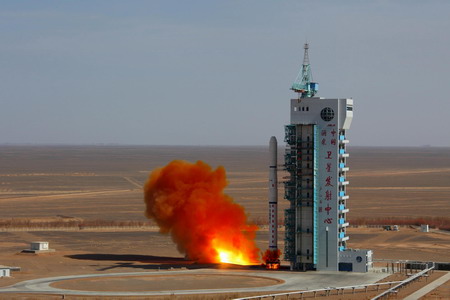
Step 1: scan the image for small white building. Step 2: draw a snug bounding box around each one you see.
[0,266,11,277]
[30,242,49,251]
[421,224,430,232]
[22,241,54,253]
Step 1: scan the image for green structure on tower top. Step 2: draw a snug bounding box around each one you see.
[291,43,319,98]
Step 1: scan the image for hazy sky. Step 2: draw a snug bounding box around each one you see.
[1,1,450,146]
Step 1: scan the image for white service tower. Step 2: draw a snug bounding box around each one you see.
[283,43,372,272]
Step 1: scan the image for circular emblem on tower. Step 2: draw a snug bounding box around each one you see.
[320,107,335,121]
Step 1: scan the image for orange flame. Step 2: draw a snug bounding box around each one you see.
[144,160,260,265]
[263,249,281,269]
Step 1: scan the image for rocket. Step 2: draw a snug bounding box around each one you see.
[264,136,280,269]
[269,136,278,250]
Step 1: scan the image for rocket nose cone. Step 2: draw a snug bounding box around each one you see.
[270,136,277,144]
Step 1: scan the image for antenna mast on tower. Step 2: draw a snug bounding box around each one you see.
[291,43,319,98]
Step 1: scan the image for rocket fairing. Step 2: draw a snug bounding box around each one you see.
[269,136,278,250]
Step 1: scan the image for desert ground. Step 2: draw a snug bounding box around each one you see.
[1,146,449,221]
[0,145,449,298]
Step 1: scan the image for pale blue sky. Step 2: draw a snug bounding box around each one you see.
[1,1,449,146]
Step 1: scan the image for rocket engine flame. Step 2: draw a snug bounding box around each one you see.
[143,160,260,265]
[263,249,281,269]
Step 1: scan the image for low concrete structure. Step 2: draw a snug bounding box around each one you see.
[338,249,373,272]
[22,242,55,253]
[31,242,49,251]
[0,267,10,277]
[420,224,429,232]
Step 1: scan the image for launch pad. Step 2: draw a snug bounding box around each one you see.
[0,268,388,297]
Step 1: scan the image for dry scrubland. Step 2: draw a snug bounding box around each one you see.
[0,146,449,228]
[1,146,450,222]
[0,146,449,297]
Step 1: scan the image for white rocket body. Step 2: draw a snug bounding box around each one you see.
[269,136,278,250]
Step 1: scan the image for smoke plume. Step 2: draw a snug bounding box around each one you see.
[262,249,281,263]
[144,160,260,264]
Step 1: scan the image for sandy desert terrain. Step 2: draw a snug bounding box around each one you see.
[1,146,449,222]
[0,145,449,298]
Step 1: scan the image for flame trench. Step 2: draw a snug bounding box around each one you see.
[143,160,260,265]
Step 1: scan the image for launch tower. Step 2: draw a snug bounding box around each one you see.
[284,44,372,272]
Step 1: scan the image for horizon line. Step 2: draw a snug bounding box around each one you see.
[0,143,448,149]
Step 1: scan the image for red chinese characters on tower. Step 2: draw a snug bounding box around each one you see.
[321,138,326,146]
[326,163,331,172]
[331,129,336,137]
[321,130,327,137]
[326,151,332,159]
[324,218,333,224]
[325,204,332,215]
[325,190,332,200]
[325,176,333,187]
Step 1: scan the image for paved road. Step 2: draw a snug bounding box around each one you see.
[404,272,450,300]
[0,269,388,296]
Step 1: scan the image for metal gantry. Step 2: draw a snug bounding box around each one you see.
[284,123,318,270]
[291,43,319,98]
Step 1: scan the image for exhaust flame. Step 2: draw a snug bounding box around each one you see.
[263,249,281,269]
[143,160,260,265]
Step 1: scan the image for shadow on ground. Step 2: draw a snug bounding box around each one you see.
[65,254,266,271]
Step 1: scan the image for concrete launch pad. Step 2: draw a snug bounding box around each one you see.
[0,269,388,297]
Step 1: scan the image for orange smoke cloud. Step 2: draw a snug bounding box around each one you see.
[143,160,260,265]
